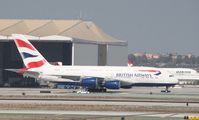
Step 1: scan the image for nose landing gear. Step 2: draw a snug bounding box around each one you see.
[161,86,171,93]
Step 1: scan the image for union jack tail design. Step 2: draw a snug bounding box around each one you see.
[12,34,50,69]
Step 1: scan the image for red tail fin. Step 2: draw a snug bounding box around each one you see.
[128,59,133,67]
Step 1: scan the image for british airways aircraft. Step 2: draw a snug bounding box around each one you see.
[6,34,178,92]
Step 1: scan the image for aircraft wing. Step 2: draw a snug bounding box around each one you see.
[6,69,79,83]
[5,68,40,78]
[48,74,105,80]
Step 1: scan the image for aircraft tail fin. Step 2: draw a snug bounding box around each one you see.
[128,59,133,67]
[12,34,51,69]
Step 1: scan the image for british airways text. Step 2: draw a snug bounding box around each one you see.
[115,73,153,78]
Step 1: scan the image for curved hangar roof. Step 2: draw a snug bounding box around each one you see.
[0,19,126,45]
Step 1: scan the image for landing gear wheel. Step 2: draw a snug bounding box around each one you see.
[88,88,107,92]
[161,86,171,93]
[161,90,171,93]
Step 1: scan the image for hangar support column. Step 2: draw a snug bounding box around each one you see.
[98,44,107,66]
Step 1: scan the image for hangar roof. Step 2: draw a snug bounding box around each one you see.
[0,19,126,45]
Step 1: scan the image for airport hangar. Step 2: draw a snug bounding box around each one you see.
[0,19,127,87]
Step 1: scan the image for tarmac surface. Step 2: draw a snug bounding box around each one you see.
[0,99,198,107]
[0,110,198,119]
[0,85,199,96]
[0,86,198,120]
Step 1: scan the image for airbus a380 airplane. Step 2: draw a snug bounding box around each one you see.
[6,34,178,92]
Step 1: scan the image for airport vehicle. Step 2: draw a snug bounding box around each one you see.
[128,59,199,84]
[6,34,178,92]
[77,89,90,94]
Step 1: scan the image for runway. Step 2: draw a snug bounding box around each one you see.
[0,86,198,120]
[0,110,198,119]
[0,85,199,96]
[0,99,198,107]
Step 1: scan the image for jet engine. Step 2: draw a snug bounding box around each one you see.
[104,80,120,89]
[81,77,97,89]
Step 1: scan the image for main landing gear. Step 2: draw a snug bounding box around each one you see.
[87,88,107,92]
[161,86,171,93]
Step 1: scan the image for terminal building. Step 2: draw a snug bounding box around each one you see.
[0,19,127,87]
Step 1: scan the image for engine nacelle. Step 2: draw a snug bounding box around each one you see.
[81,77,97,89]
[104,80,120,89]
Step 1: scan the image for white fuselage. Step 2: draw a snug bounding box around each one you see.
[31,65,178,87]
[162,68,199,81]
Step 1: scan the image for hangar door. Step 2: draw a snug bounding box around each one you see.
[107,45,127,66]
[0,43,3,86]
[73,43,98,65]
[0,40,72,87]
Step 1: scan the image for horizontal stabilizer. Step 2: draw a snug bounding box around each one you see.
[5,68,27,74]
[5,68,40,78]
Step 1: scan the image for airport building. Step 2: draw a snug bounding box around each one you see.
[0,19,127,87]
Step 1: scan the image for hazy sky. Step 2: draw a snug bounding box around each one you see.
[0,0,199,55]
